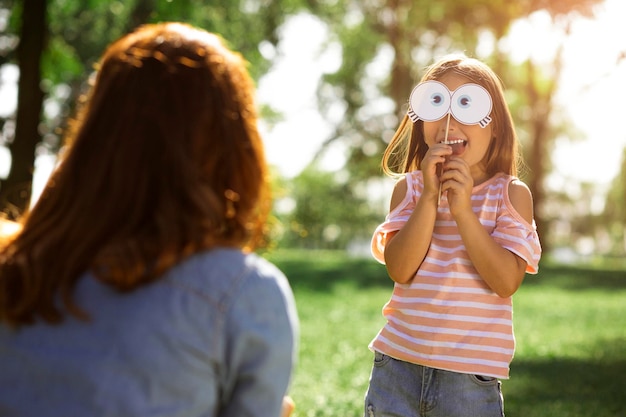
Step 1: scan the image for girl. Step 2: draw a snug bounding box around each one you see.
[364,54,541,417]
[0,23,297,417]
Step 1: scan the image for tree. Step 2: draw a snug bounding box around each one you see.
[1,0,46,218]
[1,0,305,216]
[502,39,570,254]
[275,166,381,250]
[1,0,611,253]
[302,0,604,252]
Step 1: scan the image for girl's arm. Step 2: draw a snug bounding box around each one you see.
[453,179,534,297]
[383,177,439,284]
[383,143,451,284]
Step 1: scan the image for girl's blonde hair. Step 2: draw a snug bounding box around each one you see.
[382,54,520,177]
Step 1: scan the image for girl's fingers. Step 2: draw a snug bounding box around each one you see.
[440,159,473,198]
[440,159,469,182]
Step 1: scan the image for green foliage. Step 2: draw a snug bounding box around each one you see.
[46,0,134,81]
[1,0,616,250]
[1,0,314,215]
[305,0,607,251]
[2,0,310,134]
[273,166,383,250]
[41,36,84,85]
[148,0,301,79]
[265,250,626,417]
[601,148,626,254]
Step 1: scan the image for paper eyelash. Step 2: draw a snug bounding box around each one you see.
[478,116,492,128]
[407,80,493,128]
[407,107,419,123]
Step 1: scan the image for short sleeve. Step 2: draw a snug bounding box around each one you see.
[220,258,298,417]
[492,180,542,274]
[370,172,421,264]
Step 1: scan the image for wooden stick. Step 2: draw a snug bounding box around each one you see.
[437,113,451,206]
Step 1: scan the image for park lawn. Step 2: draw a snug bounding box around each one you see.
[265,250,626,417]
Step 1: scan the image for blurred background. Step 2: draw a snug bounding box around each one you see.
[1,0,625,266]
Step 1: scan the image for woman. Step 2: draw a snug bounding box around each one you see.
[0,22,298,417]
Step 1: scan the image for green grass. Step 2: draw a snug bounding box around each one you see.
[265,250,626,417]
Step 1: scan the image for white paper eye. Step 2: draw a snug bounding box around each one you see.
[450,84,492,125]
[408,80,451,122]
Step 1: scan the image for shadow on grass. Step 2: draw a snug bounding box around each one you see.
[506,341,626,417]
[268,250,626,293]
[529,263,626,292]
[266,251,392,292]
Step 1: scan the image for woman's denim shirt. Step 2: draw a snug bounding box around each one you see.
[0,248,298,417]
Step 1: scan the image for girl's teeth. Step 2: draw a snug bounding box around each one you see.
[450,141,466,155]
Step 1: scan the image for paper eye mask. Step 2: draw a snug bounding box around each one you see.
[407,80,493,128]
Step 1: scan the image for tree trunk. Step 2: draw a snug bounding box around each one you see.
[0,0,47,218]
[528,107,549,253]
[128,0,155,31]
[525,49,563,256]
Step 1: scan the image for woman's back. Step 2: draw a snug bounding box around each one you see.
[0,248,297,417]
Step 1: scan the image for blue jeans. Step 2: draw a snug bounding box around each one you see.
[364,351,505,417]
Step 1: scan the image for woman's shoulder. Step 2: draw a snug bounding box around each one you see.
[175,249,297,343]
[167,248,290,304]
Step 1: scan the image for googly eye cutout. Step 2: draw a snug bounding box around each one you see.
[407,81,493,128]
[449,84,493,126]
[407,81,451,123]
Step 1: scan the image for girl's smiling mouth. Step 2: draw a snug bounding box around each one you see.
[439,138,468,155]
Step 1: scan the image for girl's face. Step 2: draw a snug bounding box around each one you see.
[422,73,493,181]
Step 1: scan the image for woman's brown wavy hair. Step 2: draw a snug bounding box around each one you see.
[382,54,520,178]
[0,23,271,326]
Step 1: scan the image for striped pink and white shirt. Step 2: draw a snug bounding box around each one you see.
[370,171,541,379]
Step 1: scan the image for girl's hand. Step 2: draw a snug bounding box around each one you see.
[422,143,452,198]
[440,156,473,216]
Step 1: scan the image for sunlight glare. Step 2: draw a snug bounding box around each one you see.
[499,0,626,186]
